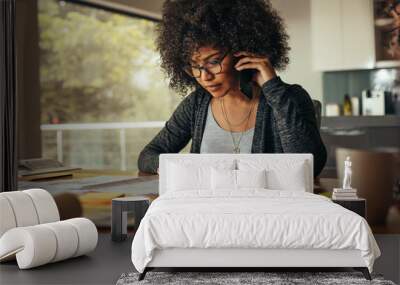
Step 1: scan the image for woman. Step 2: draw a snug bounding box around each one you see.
[138,0,327,177]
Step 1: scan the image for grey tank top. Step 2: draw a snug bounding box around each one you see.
[200,103,255,153]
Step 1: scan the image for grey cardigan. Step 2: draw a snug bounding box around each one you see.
[138,77,327,177]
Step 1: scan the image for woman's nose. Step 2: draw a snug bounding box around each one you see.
[200,69,213,82]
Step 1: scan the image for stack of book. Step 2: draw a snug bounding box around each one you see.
[332,188,358,200]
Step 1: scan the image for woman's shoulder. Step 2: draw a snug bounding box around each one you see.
[261,77,319,116]
[263,77,307,95]
[262,77,312,102]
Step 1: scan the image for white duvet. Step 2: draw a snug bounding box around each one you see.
[131,190,380,273]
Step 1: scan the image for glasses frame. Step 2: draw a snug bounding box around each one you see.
[184,50,230,78]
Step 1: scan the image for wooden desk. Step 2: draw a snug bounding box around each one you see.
[18,169,158,228]
[25,168,140,181]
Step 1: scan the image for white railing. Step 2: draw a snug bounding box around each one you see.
[41,121,166,171]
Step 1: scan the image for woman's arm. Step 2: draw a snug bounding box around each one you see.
[262,77,327,177]
[234,52,327,177]
[137,94,194,174]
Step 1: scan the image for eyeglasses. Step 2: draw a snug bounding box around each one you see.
[184,51,229,78]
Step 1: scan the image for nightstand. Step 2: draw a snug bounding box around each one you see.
[111,196,151,242]
[332,198,366,218]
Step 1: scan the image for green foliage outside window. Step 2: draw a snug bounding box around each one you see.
[39,0,180,124]
[38,0,189,171]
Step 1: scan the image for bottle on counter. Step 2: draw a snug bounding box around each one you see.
[351,96,360,116]
[343,94,353,116]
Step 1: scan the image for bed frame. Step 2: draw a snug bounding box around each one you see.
[138,154,372,281]
[139,249,371,280]
[149,248,365,268]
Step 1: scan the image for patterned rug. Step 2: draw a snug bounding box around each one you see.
[116,271,396,285]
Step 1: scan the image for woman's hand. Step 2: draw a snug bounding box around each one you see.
[233,51,277,87]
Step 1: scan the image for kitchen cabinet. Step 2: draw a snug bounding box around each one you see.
[311,0,388,71]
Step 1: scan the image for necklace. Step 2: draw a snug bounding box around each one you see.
[220,98,254,127]
[219,96,256,154]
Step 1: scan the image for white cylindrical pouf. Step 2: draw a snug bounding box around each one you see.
[0,226,57,269]
[0,196,17,237]
[23,189,60,224]
[65,218,98,257]
[42,221,79,262]
[0,219,97,269]
[0,192,39,227]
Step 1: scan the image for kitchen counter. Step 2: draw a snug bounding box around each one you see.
[321,115,400,129]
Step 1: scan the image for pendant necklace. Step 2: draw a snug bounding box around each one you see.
[220,96,256,154]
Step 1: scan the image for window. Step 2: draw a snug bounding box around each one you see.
[38,0,182,173]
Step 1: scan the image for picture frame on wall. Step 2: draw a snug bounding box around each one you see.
[374,0,400,60]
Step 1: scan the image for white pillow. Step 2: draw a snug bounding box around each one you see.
[238,159,308,191]
[237,169,267,188]
[266,163,307,191]
[211,168,267,190]
[211,168,236,190]
[166,159,236,192]
[167,162,211,191]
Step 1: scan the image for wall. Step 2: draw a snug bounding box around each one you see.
[271,0,323,103]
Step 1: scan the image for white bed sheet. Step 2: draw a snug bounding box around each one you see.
[131,190,380,273]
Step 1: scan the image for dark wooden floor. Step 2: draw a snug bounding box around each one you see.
[0,233,134,285]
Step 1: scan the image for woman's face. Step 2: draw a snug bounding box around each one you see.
[188,46,239,98]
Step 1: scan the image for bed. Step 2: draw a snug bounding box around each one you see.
[131,154,381,281]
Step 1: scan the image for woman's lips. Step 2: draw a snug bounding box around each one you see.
[206,84,222,91]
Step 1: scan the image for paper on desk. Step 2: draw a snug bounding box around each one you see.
[18,176,159,196]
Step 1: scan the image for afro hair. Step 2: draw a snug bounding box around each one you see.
[156,0,290,95]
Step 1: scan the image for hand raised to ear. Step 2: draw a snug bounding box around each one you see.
[233,51,277,87]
